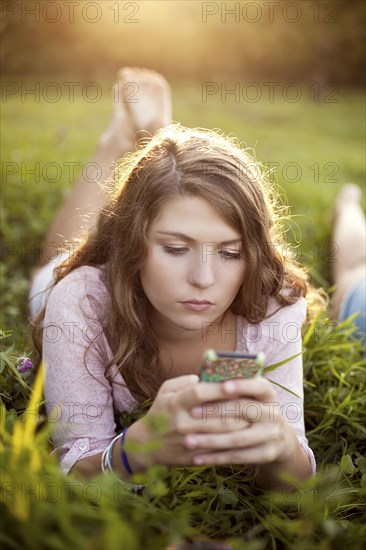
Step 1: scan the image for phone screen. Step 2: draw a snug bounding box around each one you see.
[199,349,265,382]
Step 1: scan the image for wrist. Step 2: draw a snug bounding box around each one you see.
[274,420,298,464]
[255,428,311,488]
[124,419,153,473]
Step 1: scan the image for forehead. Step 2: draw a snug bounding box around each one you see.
[149,196,241,242]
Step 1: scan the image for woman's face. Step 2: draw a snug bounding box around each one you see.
[139,196,246,337]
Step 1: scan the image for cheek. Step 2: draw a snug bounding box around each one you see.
[238,263,246,283]
[149,252,171,278]
[225,262,245,287]
[227,266,245,298]
[140,252,176,292]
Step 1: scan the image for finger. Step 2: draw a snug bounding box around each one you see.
[151,432,213,467]
[221,377,277,403]
[190,397,281,424]
[190,396,271,419]
[159,374,199,394]
[177,380,248,411]
[189,398,255,428]
[184,422,276,452]
[178,377,275,413]
[191,441,280,466]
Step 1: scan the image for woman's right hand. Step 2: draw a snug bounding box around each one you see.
[126,374,250,470]
[125,375,200,470]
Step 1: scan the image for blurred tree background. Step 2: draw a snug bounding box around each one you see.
[1,0,365,85]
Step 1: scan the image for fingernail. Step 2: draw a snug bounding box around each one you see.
[193,456,203,465]
[191,406,202,417]
[223,380,236,393]
[186,435,197,448]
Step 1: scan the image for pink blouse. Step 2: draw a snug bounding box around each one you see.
[43,265,316,475]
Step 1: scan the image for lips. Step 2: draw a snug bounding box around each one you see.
[182,300,213,305]
[180,300,214,312]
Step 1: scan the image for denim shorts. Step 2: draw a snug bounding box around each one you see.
[339,277,366,341]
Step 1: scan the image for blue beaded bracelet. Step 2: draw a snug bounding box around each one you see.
[120,427,134,475]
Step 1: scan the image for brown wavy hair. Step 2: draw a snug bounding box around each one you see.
[32,124,322,403]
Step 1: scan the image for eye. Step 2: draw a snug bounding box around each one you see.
[163,246,188,255]
[220,250,242,261]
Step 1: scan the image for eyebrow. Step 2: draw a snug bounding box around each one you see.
[156,231,242,246]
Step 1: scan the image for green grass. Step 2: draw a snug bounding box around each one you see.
[1,82,365,549]
[1,315,365,549]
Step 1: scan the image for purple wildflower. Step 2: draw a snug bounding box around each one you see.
[17,357,34,374]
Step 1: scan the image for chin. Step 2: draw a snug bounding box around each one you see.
[182,312,224,331]
[170,316,210,332]
[177,321,206,332]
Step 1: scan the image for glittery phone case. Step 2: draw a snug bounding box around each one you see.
[199,349,265,382]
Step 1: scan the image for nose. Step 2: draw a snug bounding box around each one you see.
[187,256,215,289]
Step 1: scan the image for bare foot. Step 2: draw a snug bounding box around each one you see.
[334,183,362,218]
[117,67,172,137]
[100,78,136,156]
[331,183,365,319]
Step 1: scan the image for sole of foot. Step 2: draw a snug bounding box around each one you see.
[116,67,172,136]
[334,183,363,218]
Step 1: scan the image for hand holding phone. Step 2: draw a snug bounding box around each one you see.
[199,349,265,382]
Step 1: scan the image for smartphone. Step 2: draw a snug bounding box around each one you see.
[199,349,265,382]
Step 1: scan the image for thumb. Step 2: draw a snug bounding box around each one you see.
[159,374,199,394]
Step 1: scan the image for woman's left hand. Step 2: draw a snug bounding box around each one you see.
[184,377,298,467]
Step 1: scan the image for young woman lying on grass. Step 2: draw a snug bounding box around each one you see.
[30,68,323,491]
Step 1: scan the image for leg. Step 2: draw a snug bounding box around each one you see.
[36,68,172,269]
[29,68,172,317]
[331,184,366,321]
